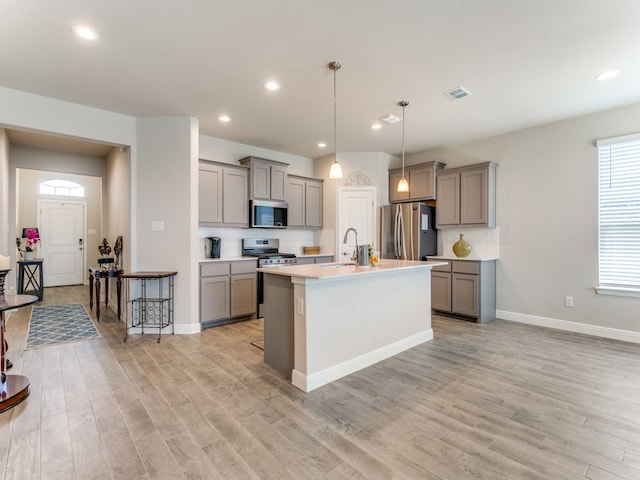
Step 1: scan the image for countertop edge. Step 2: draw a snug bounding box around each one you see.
[427,255,499,262]
[199,253,336,263]
[258,260,447,280]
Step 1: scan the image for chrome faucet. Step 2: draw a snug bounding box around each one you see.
[343,227,358,262]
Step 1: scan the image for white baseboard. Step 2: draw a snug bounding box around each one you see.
[292,329,434,392]
[496,310,640,344]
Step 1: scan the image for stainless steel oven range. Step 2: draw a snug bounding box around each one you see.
[242,238,297,318]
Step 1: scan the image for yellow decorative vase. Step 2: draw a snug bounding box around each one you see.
[452,234,471,257]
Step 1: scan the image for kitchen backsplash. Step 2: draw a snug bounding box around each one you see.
[199,226,498,259]
[199,227,320,258]
[438,228,500,258]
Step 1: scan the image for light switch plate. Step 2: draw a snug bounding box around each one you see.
[151,220,164,232]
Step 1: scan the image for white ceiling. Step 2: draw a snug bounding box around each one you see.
[2,0,640,159]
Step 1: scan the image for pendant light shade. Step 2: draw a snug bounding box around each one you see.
[397,100,410,193]
[328,61,343,179]
[329,161,343,179]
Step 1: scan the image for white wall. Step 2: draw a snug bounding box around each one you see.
[407,102,640,337]
[0,130,9,257]
[105,148,131,272]
[136,116,199,333]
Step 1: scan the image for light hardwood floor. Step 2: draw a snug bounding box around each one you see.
[2,285,640,479]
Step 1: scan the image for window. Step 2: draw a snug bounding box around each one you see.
[597,133,640,295]
[39,179,85,197]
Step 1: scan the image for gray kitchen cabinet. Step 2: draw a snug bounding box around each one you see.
[200,260,256,327]
[198,162,223,224]
[286,175,323,228]
[314,255,333,263]
[428,259,496,324]
[389,161,445,203]
[230,260,257,318]
[240,156,288,201]
[296,255,334,265]
[198,161,249,227]
[200,263,231,323]
[430,266,452,312]
[435,162,497,228]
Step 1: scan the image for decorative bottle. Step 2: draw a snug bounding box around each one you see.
[452,234,471,257]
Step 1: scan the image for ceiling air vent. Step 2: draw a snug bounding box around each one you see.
[444,86,472,100]
[380,113,401,124]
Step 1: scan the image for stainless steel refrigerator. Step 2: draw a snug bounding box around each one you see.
[379,203,437,260]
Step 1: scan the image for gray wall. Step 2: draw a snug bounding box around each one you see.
[406,102,640,336]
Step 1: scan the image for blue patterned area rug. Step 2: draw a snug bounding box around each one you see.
[26,303,101,350]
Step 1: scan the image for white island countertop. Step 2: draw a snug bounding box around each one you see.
[258,259,447,280]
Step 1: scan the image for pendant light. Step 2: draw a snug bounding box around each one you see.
[397,100,410,193]
[328,61,343,179]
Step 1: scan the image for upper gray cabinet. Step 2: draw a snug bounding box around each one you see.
[198,161,249,227]
[389,161,445,203]
[286,175,323,228]
[436,161,497,228]
[239,156,288,201]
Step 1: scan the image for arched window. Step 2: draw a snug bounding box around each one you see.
[39,179,85,197]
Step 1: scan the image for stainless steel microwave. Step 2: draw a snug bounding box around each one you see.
[250,199,288,228]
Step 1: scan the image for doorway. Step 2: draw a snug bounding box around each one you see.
[38,200,86,286]
[337,186,377,261]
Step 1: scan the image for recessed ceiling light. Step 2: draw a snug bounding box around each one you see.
[596,70,620,81]
[264,81,280,91]
[317,142,327,148]
[371,123,382,130]
[218,115,231,122]
[72,25,99,41]
[380,114,401,124]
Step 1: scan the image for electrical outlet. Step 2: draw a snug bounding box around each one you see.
[296,298,304,315]
[565,296,574,307]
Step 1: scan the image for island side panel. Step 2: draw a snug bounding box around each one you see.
[263,273,295,377]
[291,267,433,392]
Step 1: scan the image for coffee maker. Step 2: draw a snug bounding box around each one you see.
[207,237,221,258]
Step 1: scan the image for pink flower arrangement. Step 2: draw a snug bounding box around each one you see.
[17,228,40,252]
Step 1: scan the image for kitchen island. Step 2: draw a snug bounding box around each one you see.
[259,259,446,392]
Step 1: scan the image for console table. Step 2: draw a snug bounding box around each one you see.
[88,267,123,321]
[17,259,44,301]
[0,294,38,413]
[122,271,177,343]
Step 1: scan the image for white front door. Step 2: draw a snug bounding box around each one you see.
[38,200,86,286]
[337,187,376,261]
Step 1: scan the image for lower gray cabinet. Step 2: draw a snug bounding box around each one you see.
[230,272,256,317]
[200,263,230,323]
[200,260,256,327]
[296,255,334,265]
[431,269,452,312]
[429,259,496,324]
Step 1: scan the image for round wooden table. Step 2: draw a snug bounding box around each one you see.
[0,294,38,413]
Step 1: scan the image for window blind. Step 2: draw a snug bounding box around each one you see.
[598,137,640,289]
